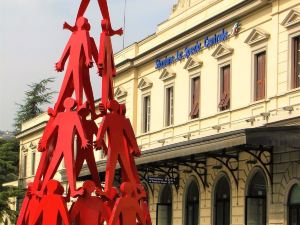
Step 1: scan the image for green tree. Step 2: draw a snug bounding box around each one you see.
[14,77,55,132]
[0,138,21,223]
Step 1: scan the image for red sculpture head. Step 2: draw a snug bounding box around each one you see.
[46,180,63,194]
[107,100,119,113]
[63,98,77,111]
[120,182,134,197]
[82,180,96,195]
[76,17,90,31]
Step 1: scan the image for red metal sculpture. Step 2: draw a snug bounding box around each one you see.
[17,1,152,225]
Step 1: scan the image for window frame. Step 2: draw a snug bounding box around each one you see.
[141,93,151,134]
[218,62,231,112]
[164,84,175,127]
[189,74,201,120]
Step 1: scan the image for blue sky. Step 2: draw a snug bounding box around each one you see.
[0,0,177,131]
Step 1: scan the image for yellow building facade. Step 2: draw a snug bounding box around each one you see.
[17,1,300,225]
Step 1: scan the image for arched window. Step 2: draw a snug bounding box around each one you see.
[246,171,267,225]
[157,185,172,225]
[288,184,300,225]
[214,176,230,225]
[185,180,199,225]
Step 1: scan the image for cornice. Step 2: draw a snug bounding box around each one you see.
[115,0,271,73]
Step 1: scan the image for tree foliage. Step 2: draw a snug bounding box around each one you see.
[0,138,22,223]
[14,77,55,132]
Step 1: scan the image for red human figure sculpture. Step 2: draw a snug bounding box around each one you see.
[31,180,70,225]
[108,182,145,225]
[95,100,141,197]
[62,22,99,118]
[38,98,88,197]
[69,180,110,225]
[74,104,101,188]
[118,104,141,185]
[98,20,117,107]
[51,16,93,116]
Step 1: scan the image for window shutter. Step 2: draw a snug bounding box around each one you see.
[190,77,200,118]
[147,96,151,132]
[170,87,174,125]
[292,37,300,88]
[256,52,266,100]
[166,87,174,126]
[223,66,230,109]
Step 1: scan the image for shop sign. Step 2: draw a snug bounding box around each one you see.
[148,176,178,185]
[155,28,229,70]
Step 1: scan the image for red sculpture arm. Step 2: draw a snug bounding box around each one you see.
[98,32,107,71]
[56,38,72,72]
[90,37,99,68]
[95,117,108,147]
[124,119,140,156]
[92,120,99,136]
[38,119,58,152]
[57,197,71,225]
[74,116,88,149]
[82,31,93,67]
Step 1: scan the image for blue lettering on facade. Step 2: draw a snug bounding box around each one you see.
[155,28,229,70]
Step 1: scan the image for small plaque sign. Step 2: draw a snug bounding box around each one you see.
[148,176,177,185]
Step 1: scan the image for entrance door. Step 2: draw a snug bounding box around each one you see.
[214,176,230,225]
[289,184,300,225]
[289,205,300,225]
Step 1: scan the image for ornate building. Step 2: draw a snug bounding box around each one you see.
[17,0,300,225]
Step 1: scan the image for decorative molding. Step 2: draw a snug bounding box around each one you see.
[29,142,37,149]
[212,44,234,60]
[21,145,27,152]
[281,9,300,28]
[159,68,176,82]
[114,86,128,100]
[244,28,270,46]
[184,56,203,71]
[138,78,153,91]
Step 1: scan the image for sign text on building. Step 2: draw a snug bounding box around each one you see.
[155,28,229,70]
[148,176,178,185]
